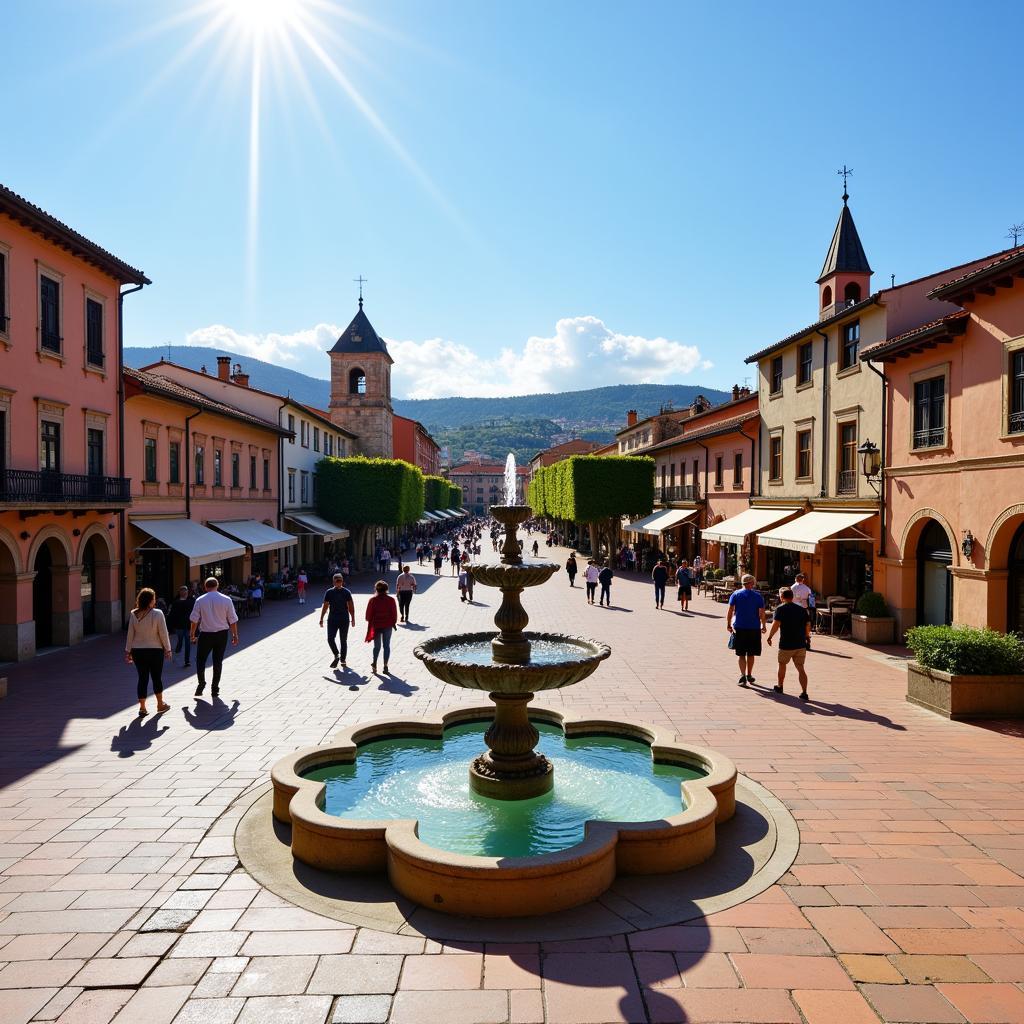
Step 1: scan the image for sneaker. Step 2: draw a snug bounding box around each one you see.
[737,677,747,687]
[800,691,810,701]
[371,663,378,674]
[773,684,783,694]
[746,674,756,684]
[330,656,340,668]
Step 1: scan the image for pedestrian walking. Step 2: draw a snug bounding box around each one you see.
[651,558,669,609]
[450,546,461,576]
[598,562,614,607]
[433,548,443,576]
[189,577,240,699]
[458,566,469,601]
[296,568,308,605]
[396,565,417,622]
[319,573,356,668]
[167,585,195,666]
[767,587,812,701]
[531,539,539,557]
[584,559,600,604]
[726,574,767,688]
[791,572,814,648]
[675,561,692,613]
[365,580,398,674]
[691,554,703,584]
[465,565,475,602]
[379,547,391,575]
[565,552,578,587]
[125,588,172,717]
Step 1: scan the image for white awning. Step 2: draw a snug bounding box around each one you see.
[701,507,800,546]
[624,509,674,534]
[651,508,700,532]
[757,510,876,555]
[424,510,446,521]
[417,518,434,526]
[209,520,299,554]
[132,518,245,568]
[434,510,457,520]
[284,513,349,542]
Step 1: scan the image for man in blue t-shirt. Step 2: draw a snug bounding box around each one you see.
[318,574,356,669]
[727,574,767,688]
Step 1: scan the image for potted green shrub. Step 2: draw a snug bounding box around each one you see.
[851,591,895,645]
[905,625,1024,720]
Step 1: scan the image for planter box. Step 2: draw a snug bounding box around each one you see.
[906,662,1024,720]
[851,614,895,646]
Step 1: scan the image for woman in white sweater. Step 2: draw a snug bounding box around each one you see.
[125,588,172,716]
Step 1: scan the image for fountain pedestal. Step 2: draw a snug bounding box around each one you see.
[470,692,553,800]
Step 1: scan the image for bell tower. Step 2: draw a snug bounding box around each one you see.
[817,167,872,320]
[328,292,394,457]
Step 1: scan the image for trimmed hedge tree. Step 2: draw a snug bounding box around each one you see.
[447,482,462,510]
[423,474,449,512]
[528,455,654,557]
[316,456,425,567]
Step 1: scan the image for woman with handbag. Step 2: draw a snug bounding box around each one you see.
[365,580,399,674]
[125,588,172,717]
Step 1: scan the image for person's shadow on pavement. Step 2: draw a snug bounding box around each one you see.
[110,713,169,758]
[378,673,419,696]
[182,698,240,731]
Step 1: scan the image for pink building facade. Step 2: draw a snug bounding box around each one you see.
[864,248,1024,635]
[0,185,148,661]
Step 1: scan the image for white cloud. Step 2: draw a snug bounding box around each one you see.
[182,315,710,400]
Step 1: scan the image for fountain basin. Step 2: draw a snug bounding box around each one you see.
[271,706,737,917]
[414,631,610,693]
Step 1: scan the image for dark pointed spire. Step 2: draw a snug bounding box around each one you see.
[330,301,393,363]
[817,203,872,283]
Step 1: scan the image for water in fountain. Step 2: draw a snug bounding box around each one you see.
[503,452,517,506]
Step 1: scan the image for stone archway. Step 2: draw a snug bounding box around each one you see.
[76,524,120,634]
[0,528,33,662]
[899,507,959,569]
[28,527,80,649]
[984,505,1024,633]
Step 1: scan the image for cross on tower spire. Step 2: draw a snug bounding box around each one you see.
[353,275,367,308]
[837,165,853,204]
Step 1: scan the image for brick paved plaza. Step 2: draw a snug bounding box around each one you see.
[3,547,1024,1024]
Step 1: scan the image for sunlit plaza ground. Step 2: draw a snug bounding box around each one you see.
[2,544,1024,1024]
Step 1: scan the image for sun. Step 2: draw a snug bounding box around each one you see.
[220,0,306,37]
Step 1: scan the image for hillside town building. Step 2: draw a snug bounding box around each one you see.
[452,461,527,514]
[0,185,148,661]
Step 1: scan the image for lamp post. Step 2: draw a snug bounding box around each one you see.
[858,439,881,493]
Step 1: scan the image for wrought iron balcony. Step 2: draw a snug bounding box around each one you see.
[654,484,701,503]
[836,470,858,495]
[912,428,946,449]
[0,469,132,506]
[1010,409,1024,435]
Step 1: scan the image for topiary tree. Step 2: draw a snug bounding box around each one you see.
[447,481,462,510]
[316,456,425,568]
[423,474,448,512]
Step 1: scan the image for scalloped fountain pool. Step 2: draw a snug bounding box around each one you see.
[303,721,705,858]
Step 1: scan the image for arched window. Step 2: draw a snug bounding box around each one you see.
[844,281,861,303]
[349,368,366,395]
[821,285,832,308]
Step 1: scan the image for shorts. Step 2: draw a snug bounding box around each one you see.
[732,628,762,657]
[778,647,807,667]
[677,584,692,599]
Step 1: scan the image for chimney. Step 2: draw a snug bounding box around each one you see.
[740,386,751,398]
[626,409,638,427]
[230,362,249,387]
[216,356,231,381]
[732,384,740,400]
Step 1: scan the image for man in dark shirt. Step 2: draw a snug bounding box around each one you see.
[598,563,614,607]
[167,586,196,667]
[651,560,669,609]
[767,587,811,701]
[318,574,356,669]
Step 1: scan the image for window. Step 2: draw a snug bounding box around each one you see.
[231,452,240,488]
[288,470,296,503]
[796,429,812,479]
[350,368,366,395]
[214,448,223,486]
[1010,350,1024,435]
[838,422,857,493]
[143,438,157,482]
[798,341,813,385]
[313,427,320,452]
[770,355,783,395]
[194,445,205,485]
[40,275,61,352]
[913,376,946,448]
[821,285,832,309]
[249,454,257,488]
[769,435,782,482]
[300,421,308,447]
[733,452,742,487]
[40,421,61,472]
[300,471,309,504]
[0,250,8,333]
[169,441,180,484]
[669,462,676,488]
[840,320,860,369]
[844,281,861,303]
[85,299,104,367]
[88,429,104,477]
[692,458,699,487]
[263,458,269,490]
[287,414,295,444]
[714,455,723,488]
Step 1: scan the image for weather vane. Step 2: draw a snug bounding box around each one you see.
[838,165,852,203]
[353,275,367,307]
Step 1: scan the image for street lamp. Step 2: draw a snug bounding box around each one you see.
[858,439,882,494]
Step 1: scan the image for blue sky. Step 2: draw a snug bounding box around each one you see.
[4,0,1023,398]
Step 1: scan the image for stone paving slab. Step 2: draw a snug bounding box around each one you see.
[2,542,1024,1022]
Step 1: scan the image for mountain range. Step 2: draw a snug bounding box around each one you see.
[124,345,731,454]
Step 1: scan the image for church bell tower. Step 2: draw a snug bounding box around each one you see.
[328,288,394,457]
